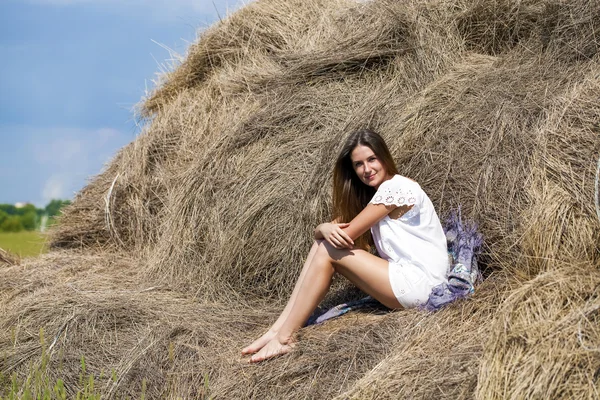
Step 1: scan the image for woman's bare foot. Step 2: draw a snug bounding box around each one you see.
[248,337,294,363]
[241,329,277,355]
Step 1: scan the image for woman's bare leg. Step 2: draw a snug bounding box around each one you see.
[242,242,320,355]
[249,240,400,363]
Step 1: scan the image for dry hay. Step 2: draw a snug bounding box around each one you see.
[0,251,510,399]
[477,266,600,399]
[0,248,19,267]
[2,0,600,398]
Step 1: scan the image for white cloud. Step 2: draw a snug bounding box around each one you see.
[34,126,132,204]
[30,126,131,168]
[42,175,67,203]
[96,127,121,147]
[33,137,84,168]
[0,124,133,206]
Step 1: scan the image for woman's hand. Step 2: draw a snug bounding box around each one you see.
[315,223,354,249]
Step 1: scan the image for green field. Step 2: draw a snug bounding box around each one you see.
[0,231,47,258]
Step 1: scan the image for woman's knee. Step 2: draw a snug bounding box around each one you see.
[315,240,347,262]
[308,241,321,254]
[312,240,324,248]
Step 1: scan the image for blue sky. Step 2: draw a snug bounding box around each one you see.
[0,0,243,207]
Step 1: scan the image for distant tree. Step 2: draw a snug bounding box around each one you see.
[45,199,72,217]
[16,204,37,216]
[0,201,71,231]
[21,211,37,231]
[0,204,18,216]
[1,216,23,232]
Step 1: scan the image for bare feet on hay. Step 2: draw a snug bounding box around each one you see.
[248,337,295,363]
[241,329,277,355]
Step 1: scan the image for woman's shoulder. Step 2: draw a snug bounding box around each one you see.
[371,175,423,208]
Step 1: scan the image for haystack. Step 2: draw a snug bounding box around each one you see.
[2,0,599,398]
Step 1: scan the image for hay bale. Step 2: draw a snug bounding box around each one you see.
[49,0,600,296]
[3,0,600,398]
[50,0,469,299]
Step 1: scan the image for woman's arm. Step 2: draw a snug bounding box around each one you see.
[315,203,413,249]
[341,203,394,240]
[342,203,414,243]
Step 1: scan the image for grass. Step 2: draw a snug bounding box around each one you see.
[0,231,47,258]
[0,329,104,400]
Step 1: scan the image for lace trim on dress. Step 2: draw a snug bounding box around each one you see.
[370,184,417,207]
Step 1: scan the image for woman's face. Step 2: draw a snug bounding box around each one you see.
[350,145,390,189]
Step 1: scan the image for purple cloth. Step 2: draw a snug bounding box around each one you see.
[306,296,380,326]
[423,209,483,311]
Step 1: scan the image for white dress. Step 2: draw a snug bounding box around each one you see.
[369,175,448,308]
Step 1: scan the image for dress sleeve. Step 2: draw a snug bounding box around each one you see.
[369,177,422,207]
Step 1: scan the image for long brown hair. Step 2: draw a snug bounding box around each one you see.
[332,129,399,249]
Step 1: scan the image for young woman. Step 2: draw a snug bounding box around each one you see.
[242,128,449,363]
